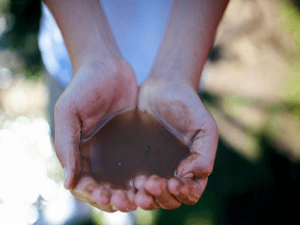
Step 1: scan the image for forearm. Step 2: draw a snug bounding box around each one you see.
[150,0,229,90]
[43,0,122,73]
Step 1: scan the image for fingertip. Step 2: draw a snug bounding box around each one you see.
[64,183,70,190]
[111,190,132,212]
[134,189,159,210]
[64,168,81,190]
[126,190,138,211]
[182,172,194,179]
[63,167,71,190]
[167,178,182,195]
[175,153,204,179]
[94,186,111,205]
[144,176,181,210]
[127,189,136,202]
[174,162,185,178]
[133,175,148,190]
[54,99,82,189]
[144,175,165,197]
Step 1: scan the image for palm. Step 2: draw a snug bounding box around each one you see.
[54,60,138,212]
[134,77,218,209]
[68,60,137,136]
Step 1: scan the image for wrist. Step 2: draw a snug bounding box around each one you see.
[149,65,202,92]
[74,49,122,74]
[148,0,228,92]
[74,56,136,91]
[45,0,122,74]
[145,74,197,94]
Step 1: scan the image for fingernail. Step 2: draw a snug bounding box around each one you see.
[173,170,177,177]
[183,173,193,178]
[188,195,198,203]
[111,204,117,211]
[128,192,134,202]
[64,168,68,183]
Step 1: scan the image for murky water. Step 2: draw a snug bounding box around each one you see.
[79,107,190,189]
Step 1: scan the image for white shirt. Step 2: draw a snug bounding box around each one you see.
[38,0,173,88]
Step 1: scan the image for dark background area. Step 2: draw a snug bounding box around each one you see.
[0,0,42,79]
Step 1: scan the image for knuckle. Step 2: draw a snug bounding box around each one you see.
[205,162,214,176]
[167,178,180,194]
[99,190,111,205]
[179,184,190,195]
[145,176,166,197]
[135,175,147,184]
[149,174,160,180]
[159,179,167,190]
[187,196,199,205]
[199,165,213,179]
[161,202,181,210]
[135,196,152,209]
[112,192,128,210]
[145,180,162,196]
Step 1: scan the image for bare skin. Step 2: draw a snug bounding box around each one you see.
[55,59,138,212]
[133,0,228,210]
[45,0,229,212]
[45,0,138,212]
[135,77,218,210]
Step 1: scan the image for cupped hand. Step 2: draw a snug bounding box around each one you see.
[54,58,138,212]
[134,77,218,210]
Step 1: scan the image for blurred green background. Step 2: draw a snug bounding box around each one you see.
[0,0,300,224]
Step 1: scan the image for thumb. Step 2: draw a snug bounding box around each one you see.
[54,98,82,190]
[176,118,218,179]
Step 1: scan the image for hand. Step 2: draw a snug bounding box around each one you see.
[54,58,138,212]
[134,77,218,210]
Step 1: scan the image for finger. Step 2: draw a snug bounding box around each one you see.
[110,189,137,212]
[176,116,219,179]
[144,175,181,210]
[90,200,117,213]
[55,97,82,189]
[168,177,207,205]
[71,176,114,211]
[133,175,148,191]
[91,184,112,205]
[90,202,117,213]
[134,188,160,210]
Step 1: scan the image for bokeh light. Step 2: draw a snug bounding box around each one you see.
[0,67,13,90]
[102,211,133,225]
[43,184,75,225]
[0,115,75,225]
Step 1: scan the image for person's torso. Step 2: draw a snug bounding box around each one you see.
[38,0,173,87]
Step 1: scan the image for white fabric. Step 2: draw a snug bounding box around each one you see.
[38,0,173,88]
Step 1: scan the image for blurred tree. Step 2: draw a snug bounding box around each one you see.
[0,0,42,79]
